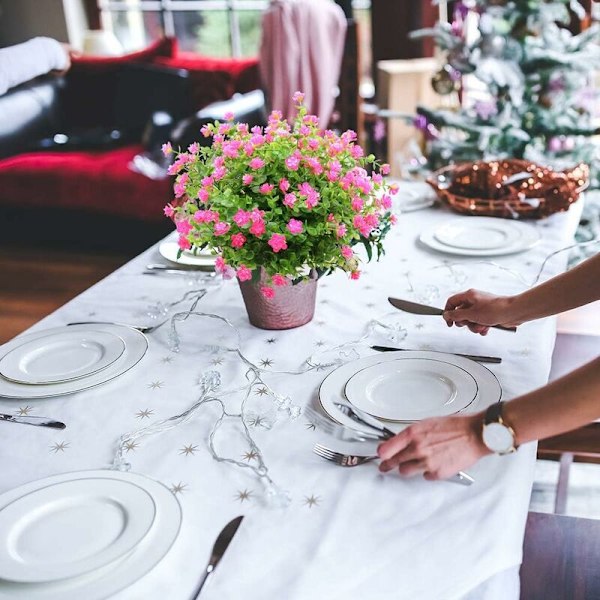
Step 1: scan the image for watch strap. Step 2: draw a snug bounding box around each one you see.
[484,401,504,425]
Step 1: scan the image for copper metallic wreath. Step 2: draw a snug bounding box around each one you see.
[426,159,589,219]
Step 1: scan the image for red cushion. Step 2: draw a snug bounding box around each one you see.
[154,54,260,110]
[0,146,172,223]
[72,37,176,68]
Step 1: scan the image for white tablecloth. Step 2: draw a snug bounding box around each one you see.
[0,197,583,600]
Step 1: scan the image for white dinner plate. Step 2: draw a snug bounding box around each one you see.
[0,330,125,385]
[318,351,502,434]
[419,217,540,256]
[344,358,478,421]
[0,470,181,600]
[159,241,218,267]
[0,478,156,583]
[0,325,148,399]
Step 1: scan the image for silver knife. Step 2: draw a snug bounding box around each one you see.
[387,297,517,332]
[0,413,66,429]
[192,515,244,598]
[371,345,502,364]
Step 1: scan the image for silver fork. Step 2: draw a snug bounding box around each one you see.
[304,405,382,442]
[313,443,475,486]
[67,319,169,334]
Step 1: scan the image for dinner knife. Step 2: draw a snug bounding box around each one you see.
[371,345,502,364]
[387,298,517,332]
[192,515,244,598]
[0,413,66,429]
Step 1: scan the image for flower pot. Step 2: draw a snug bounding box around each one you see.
[238,271,318,330]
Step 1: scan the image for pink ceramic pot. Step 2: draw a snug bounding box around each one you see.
[238,271,318,330]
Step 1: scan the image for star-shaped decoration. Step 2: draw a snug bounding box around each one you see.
[247,415,267,428]
[315,340,326,347]
[161,356,174,364]
[254,386,269,396]
[235,489,253,502]
[170,482,187,494]
[303,494,320,508]
[147,381,164,390]
[17,405,33,416]
[135,408,154,419]
[124,440,139,453]
[312,363,327,371]
[321,299,329,305]
[211,357,224,366]
[88,311,97,317]
[242,450,259,461]
[305,422,316,431]
[179,444,198,456]
[259,358,273,368]
[265,337,277,344]
[415,323,425,330]
[50,441,69,453]
[366,302,376,309]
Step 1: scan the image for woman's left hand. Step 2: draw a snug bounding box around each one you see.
[377,413,491,480]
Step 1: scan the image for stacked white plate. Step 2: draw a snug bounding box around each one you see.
[0,470,181,599]
[0,324,148,399]
[318,350,501,434]
[419,216,540,256]
[159,241,218,268]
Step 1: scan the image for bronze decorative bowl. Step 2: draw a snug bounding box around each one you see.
[427,159,589,219]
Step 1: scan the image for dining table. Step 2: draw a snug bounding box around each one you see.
[0,186,585,600]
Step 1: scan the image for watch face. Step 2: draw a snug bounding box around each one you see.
[483,422,514,454]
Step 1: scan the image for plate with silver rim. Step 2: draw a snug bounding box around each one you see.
[0,324,148,399]
[0,477,156,583]
[159,241,217,267]
[318,350,502,434]
[344,357,479,422]
[420,217,540,256]
[0,330,125,385]
[0,469,181,600]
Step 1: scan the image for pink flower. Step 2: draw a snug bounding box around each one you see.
[173,173,188,198]
[336,224,347,238]
[283,193,297,208]
[389,183,400,195]
[350,270,361,280]
[163,204,175,218]
[261,286,275,299]
[249,157,265,170]
[224,111,235,121]
[287,218,303,235]
[351,197,364,212]
[223,141,241,158]
[188,142,200,154]
[250,134,265,146]
[268,233,288,253]
[341,245,353,259]
[218,123,232,135]
[353,215,373,237]
[213,156,225,168]
[272,274,289,287]
[237,265,252,281]
[178,235,191,250]
[390,214,398,225]
[161,142,172,156]
[214,222,231,236]
[372,173,383,184]
[307,138,319,150]
[243,142,254,156]
[298,182,320,209]
[233,209,251,227]
[215,257,227,273]
[231,232,246,248]
[176,219,193,235]
[285,155,300,171]
[259,183,275,195]
[299,124,311,136]
[381,194,392,210]
[242,174,253,185]
[249,219,266,236]
[213,166,226,181]
[200,125,211,137]
[381,163,391,175]
[293,91,305,104]
[198,188,210,203]
[268,110,282,123]
[201,176,214,187]
[351,145,364,159]
[279,178,290,192]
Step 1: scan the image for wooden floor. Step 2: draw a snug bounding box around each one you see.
[0,244,135,344]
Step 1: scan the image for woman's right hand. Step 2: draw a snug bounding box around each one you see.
[443,289,522,335]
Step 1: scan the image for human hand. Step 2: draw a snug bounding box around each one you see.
[377,414,490,480]
[443,289,521,335]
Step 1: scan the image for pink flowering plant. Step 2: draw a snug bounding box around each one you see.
[163,93,397,297]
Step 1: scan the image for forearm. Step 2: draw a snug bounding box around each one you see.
[503,355,600,445]
[0,37,68,95]
[509,253,600,323]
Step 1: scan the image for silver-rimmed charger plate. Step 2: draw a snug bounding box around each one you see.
[318,351,502,434]
[344,357,479,422]
[0,330,125,385]
[0,470,181,600]
[0,325,148,399]
[419,217,540,257]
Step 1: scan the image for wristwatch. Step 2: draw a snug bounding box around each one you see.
[482,402,518,455]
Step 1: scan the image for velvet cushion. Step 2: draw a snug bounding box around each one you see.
[0,146,172,223]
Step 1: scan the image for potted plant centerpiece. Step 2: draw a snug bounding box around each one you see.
[163,92,396,330]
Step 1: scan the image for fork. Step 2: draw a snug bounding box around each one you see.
[304,405,383,442]
[67,319,169,334]
[313,443,475,486]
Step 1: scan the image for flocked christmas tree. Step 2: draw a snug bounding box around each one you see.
[411,0,600,183]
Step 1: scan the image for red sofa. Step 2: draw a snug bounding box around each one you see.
[0,38,259,248]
